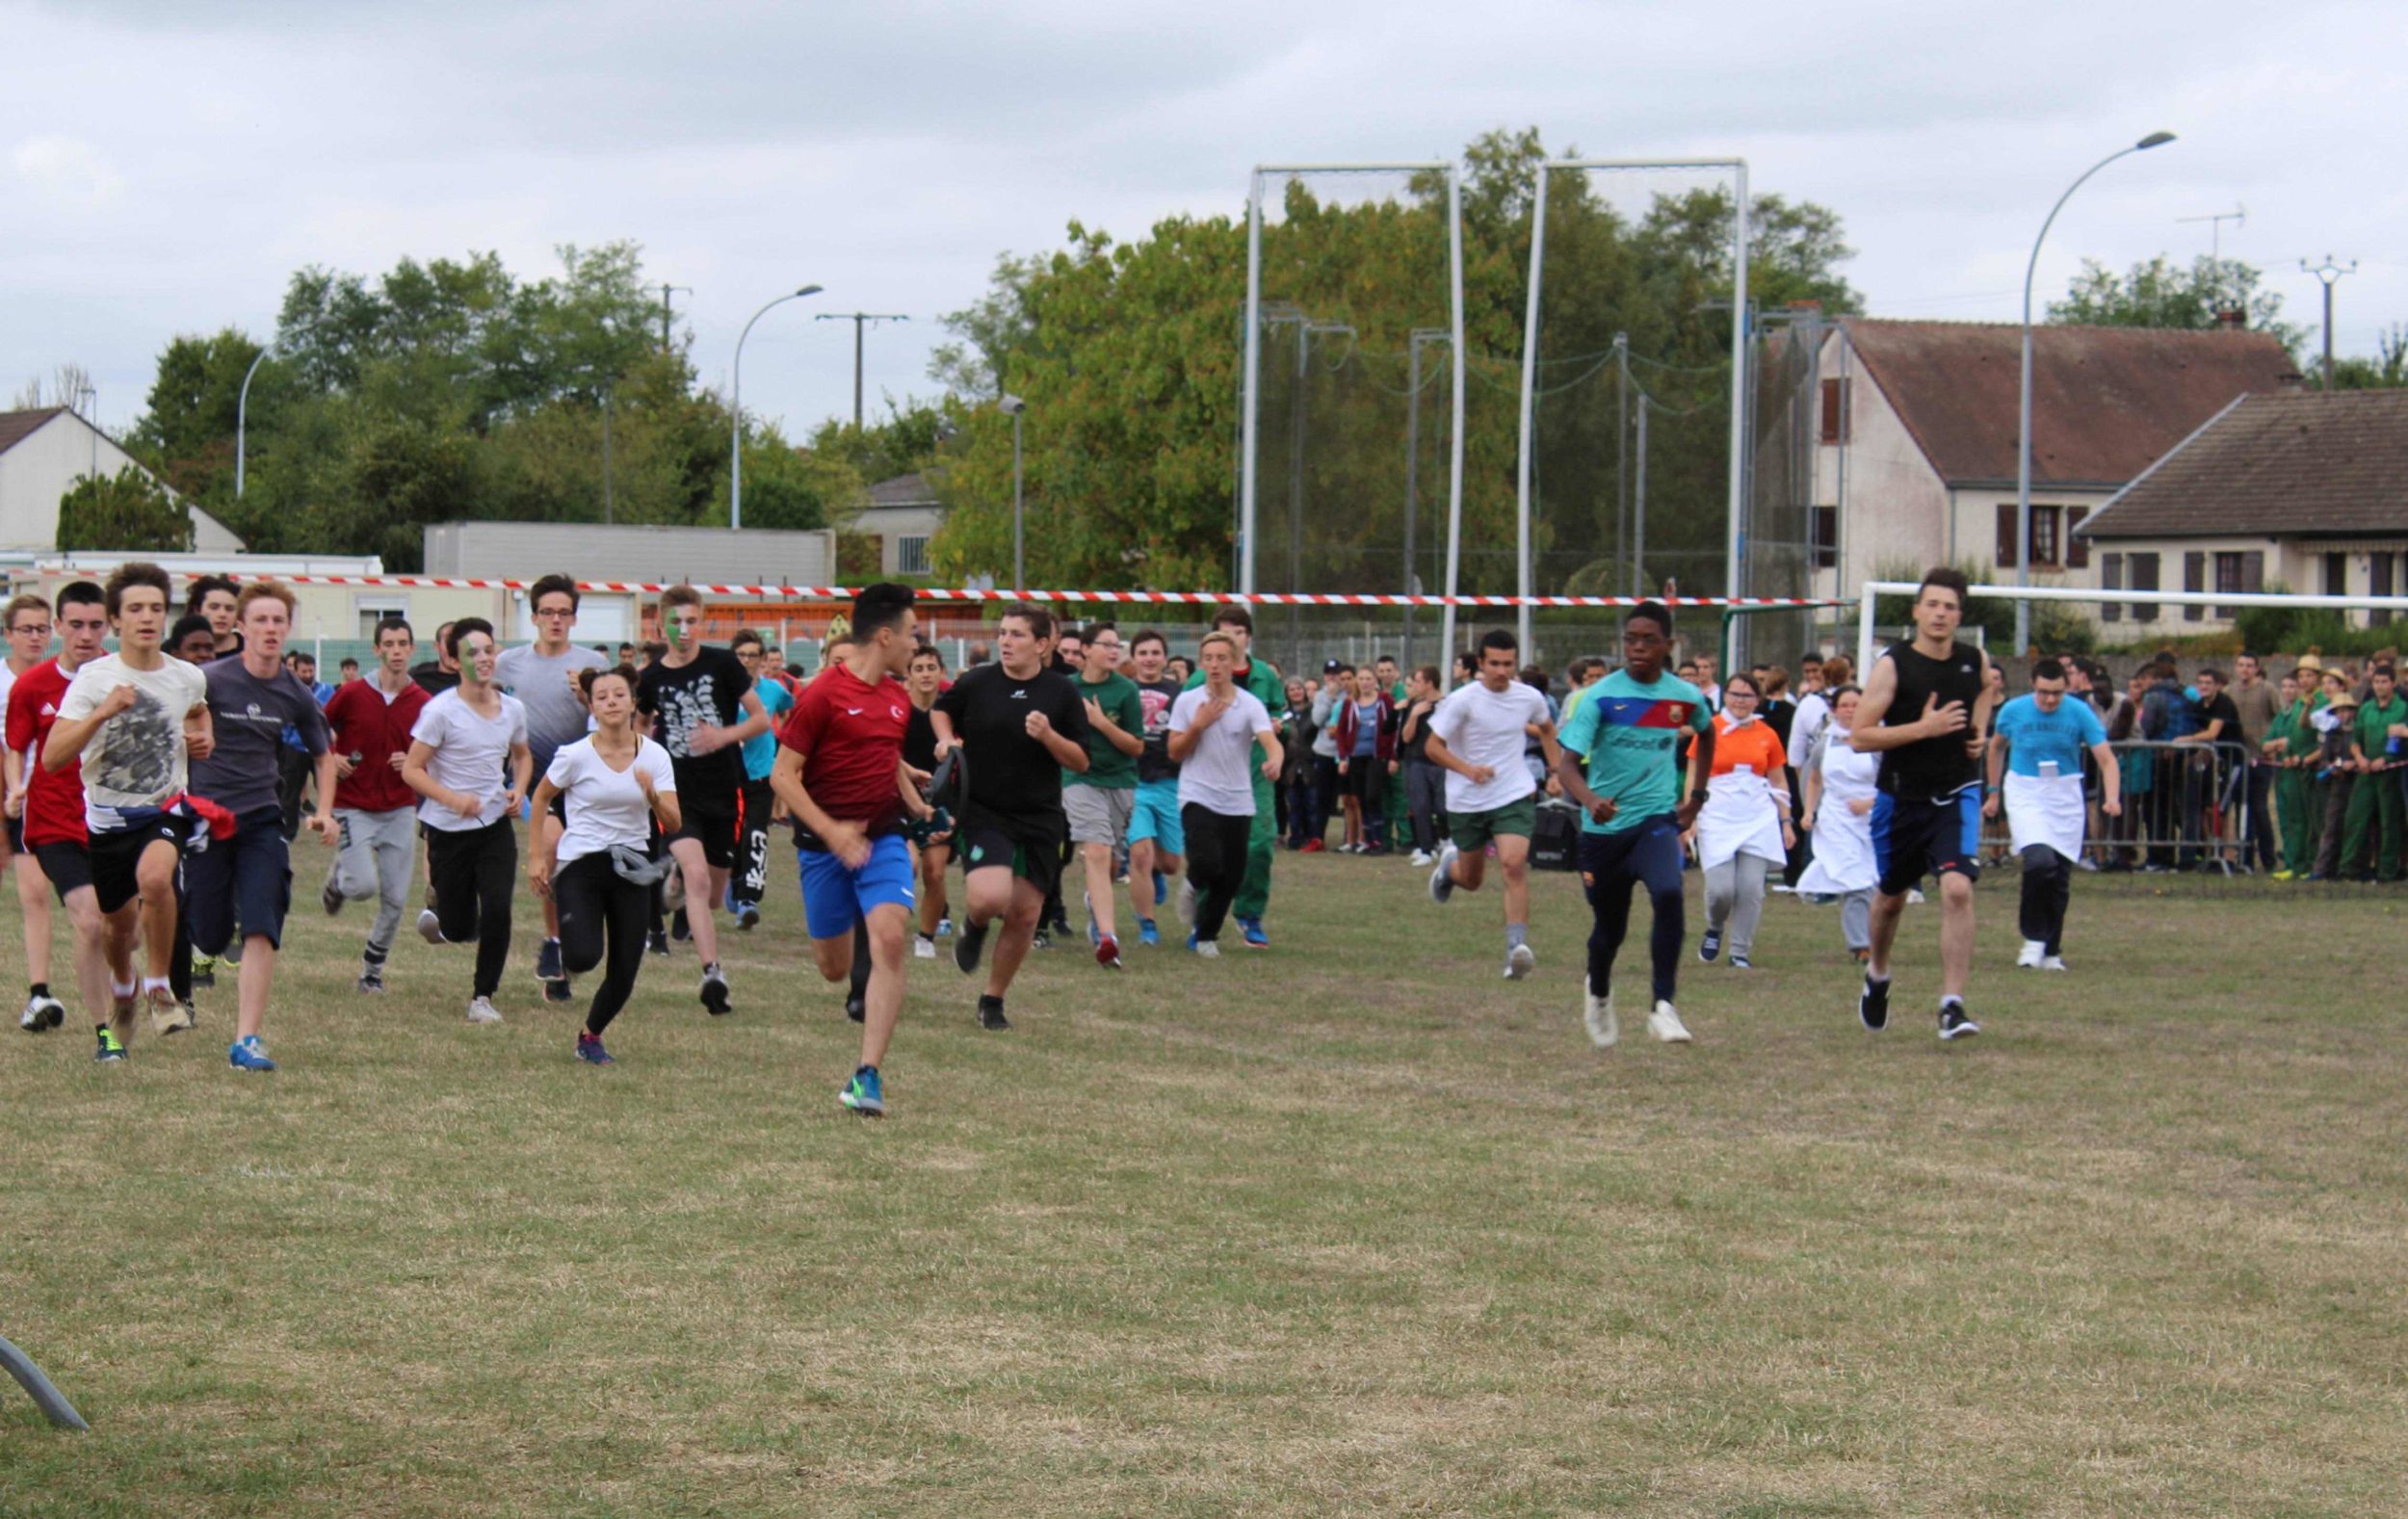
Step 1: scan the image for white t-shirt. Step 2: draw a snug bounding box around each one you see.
[1170,686,1274,816]
[59,653,208,830]
[1428,678,1551,812]
[545,735,676,866]
[409,688,530,831]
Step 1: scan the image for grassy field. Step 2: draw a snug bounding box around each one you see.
[3,844,2405,1516]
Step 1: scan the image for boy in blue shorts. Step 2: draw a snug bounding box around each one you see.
[1124,629,1186,945]
[771,583,936,1117]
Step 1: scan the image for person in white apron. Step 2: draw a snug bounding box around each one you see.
[1687,675,1793,969]
[1984,658,2122,970]
[1798,685,1879,961]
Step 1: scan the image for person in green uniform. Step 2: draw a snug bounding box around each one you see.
[1182,605,1285,948]
[1375,654,1410,846]
[2264,670,2315,878]
[1065,622,1144,966]
[2339,663,2406,882]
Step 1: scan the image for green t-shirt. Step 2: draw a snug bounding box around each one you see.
[1555,668,1711,834]
[2355,694,2407,759]
[1067,670,1143,789]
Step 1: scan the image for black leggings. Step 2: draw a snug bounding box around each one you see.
[1579,816,1687,1006]
[2018,844,2073,956]
[554,851,650,1034]
[1182,803,1251,942]
[427,818,515,999]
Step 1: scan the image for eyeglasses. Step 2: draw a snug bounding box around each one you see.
[9,623,49,637]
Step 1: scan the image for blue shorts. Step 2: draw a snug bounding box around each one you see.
[1871,787,1982,897]
[184,805,294,954]
[797,831,916,941]
[1129,777,1185,854]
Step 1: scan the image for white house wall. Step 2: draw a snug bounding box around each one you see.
[1812,329,1950,600]
[0,412,239,552]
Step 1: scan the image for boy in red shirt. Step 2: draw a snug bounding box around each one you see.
[4,581,110,1034]
[320,616,432,992]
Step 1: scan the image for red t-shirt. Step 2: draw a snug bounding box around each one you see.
[778,662,910,837]
[323,678,432,813]
[4,659,88,846]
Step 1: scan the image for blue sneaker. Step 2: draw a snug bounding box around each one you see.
[228,1035,276,1072]
[936,916,954,940]
[1153,870,1167,906]
[1238,916,1269,950]
[575,1032,615,1065]
[1137,918,1161,947]
[840,1064,885,1116]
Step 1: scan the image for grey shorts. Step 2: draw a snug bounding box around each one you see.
[1063,784,1135,847]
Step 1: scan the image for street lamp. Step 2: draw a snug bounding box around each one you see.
[999,394,1028,590]
[2015,131,2175,653]
[730,283,824,531]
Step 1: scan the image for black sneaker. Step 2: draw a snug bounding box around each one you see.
[544,978,573,1004]
[1031,930,1053,952]
[699,963,732,1016]
[646,928,670,957]
[977,995,1010,1032]
[1938,1002,1980,1041]
[844,993,866,1024]
[535,937,563,982]
[1698,928,1723,963]
[669,906,691,943]
[1858,973,1891,1032]
[955,916,990,975]
[356,966,386,995]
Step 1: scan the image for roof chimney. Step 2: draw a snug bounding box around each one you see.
[2214,307,2247,332]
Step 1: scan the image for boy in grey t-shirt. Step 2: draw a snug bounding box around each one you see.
[493,575,608,998]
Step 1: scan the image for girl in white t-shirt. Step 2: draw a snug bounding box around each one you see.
[530,666,679,1064]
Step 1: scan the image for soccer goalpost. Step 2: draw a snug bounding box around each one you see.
[1853,581,2408,672]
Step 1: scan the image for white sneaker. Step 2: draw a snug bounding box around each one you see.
[2016,940,2044,969]
[417,908,445,945]
[1648,1000,1692,1043]
[2041,956,2069,972]
[19,993,65,1033]
[913,934,937,960]
[1409,850,1433,867]
[1584,985,1618,1048]
[1906,888,1927,905]
[1192,938,1220,959]
[465,997,503,1025]
[1505,943,1535,981]
[1428,843,1460,904]
[1175,877,1197,930]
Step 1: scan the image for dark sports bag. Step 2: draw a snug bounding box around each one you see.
[1531,799,1582,872]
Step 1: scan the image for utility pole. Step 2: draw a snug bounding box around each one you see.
[2302,256,2358,390]
[815,312,909,429]
[1613,332,1630,597]
[1634,393,1650,599]
[658,283,692,350]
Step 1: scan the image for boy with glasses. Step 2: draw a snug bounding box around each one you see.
[495,574,608,998]
[3,592,64,1032]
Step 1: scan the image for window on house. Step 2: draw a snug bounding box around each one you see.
[2324,552,2349,597]
[1810,507,1837,570]
[895,536,931,576]
[353,598,408,640]
[1994,503,2066,568]
[1819,379,1848,444]
[2065,507,2089,569]
[2374,552,2395,628]
[2183,552,2207,622]
[2129,552,2160,621]
[2101,553,2123,623]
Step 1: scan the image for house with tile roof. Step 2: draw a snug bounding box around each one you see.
[0,406,244,553]
[2074,389,2408,632]
[848,471,942,577]
[1801,320,2296,615]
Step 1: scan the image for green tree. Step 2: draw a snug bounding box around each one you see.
[123,327,266,505]
[808,397,956,486]
[56,468,192,552]
[2320,324,2408,390]
[2049,254,2306,352]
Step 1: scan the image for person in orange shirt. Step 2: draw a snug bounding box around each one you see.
[1684,673,1793,970]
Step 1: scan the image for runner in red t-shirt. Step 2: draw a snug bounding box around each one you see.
[319,616,432,993]
[2,581,114,1034]
[772,584,936,1118]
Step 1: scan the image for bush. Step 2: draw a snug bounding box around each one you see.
[2233,584,2401,659]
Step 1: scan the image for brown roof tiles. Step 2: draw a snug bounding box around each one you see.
[2075,390,2408,540]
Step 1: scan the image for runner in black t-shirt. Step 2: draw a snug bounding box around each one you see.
[637,587,770,1015]
[903,642,952,960]
[930,604,1090,1031]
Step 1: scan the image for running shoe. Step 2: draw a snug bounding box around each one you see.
[840,1064,885,1116]
[936,915,954,940]
[466,997,503,1025]
[1031,930,1053,952]
[1505,943,1536,981]
[669,905,691,942]
[2015,940,2044,969]
[227,1035,276,1072]
[646,928,670,957]
[322,875,346,916]
[94,1027,126,1062]
[1300,839,1324,853]
[1583,985,1618,1049]
[737,903,762,931]
[1409,850,1433,867]
[19,993,65,1033]
[1647,1001,1693,1043]
[535,937,563,982]
[1850,947,1871,966]
[977,995,1010,1032]
[1858,973,1891,1033]
[575,1031,614,1065]
[1238,917,1269,949]
[845,993,866,1024]
[1428,844,1459,905]
[2041,956,2068,972]
[416,909,444,946]
[1096,935,1122,970]
[356,966,386,995]
[913,933,937,960]
[1137,918,1160,947]
[955,916,990,975]
[1187,932,1219,959]
[544,978,572,1004]
[190,955,218,989]
[1729,954,1754,971]
[148,985,193,1036]
[699,963,731,1016]
[1697,928,1722,963]
[1174,878,1197,930]
[1939,1002,1981,1041]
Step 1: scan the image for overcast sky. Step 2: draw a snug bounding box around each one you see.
[5,0,2402,443]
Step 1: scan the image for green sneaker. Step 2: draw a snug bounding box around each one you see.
[839,1065,885,1117]
[94,1027,127,1063]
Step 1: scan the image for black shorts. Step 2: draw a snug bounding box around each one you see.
[957,805,1067,899]
[89,815,188,915]
[670,799,741,871]
[183,806,294,955]
[1344,759,1382,805]
[33,839,92,903]
[1871,788,1982,898]
[4,816,21,853]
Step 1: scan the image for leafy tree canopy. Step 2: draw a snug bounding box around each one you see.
[2048,253,2307,354]
[56,467,192,553]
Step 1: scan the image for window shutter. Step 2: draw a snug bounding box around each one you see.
[2133,553,2159,621]
[2373,553,2395,629]
[2184,551,2205,622]
[1997,503,2017,568]
[2240,550,2264,594]
[2065,507,2089,569]
[1819,379,1844,443]
[2101,553,2123,623]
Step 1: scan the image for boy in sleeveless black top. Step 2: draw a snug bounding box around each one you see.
[1848,567,1996,1041]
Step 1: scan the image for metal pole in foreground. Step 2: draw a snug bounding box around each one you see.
[1001,396,1028,591]
[1240,171,1266,599]
[1514,168,1550,664]
[1401,328,1446,672]
[2016,132,2175,654]
[1723,162,1750,668]
[236,348,275,498]
[1635,394,1649,601]
[1,1332,89,1430]
[730,284,824,531]
[1439,165,1467,685]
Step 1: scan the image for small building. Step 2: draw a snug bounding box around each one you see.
[1801,320,2296,605]
[0,406,244,554]
[848,472,943,577]
[422,519,843,645]
[2074,389,2408,632]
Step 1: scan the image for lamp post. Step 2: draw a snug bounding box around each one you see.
[730,284,824,530]
[2016,131,2175,653]
[235,347,276,498]
[999,394,1028,590]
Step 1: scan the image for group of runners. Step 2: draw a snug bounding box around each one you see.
[5,563,2061,1116]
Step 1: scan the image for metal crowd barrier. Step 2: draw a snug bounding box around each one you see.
[1976,739,2256,875]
